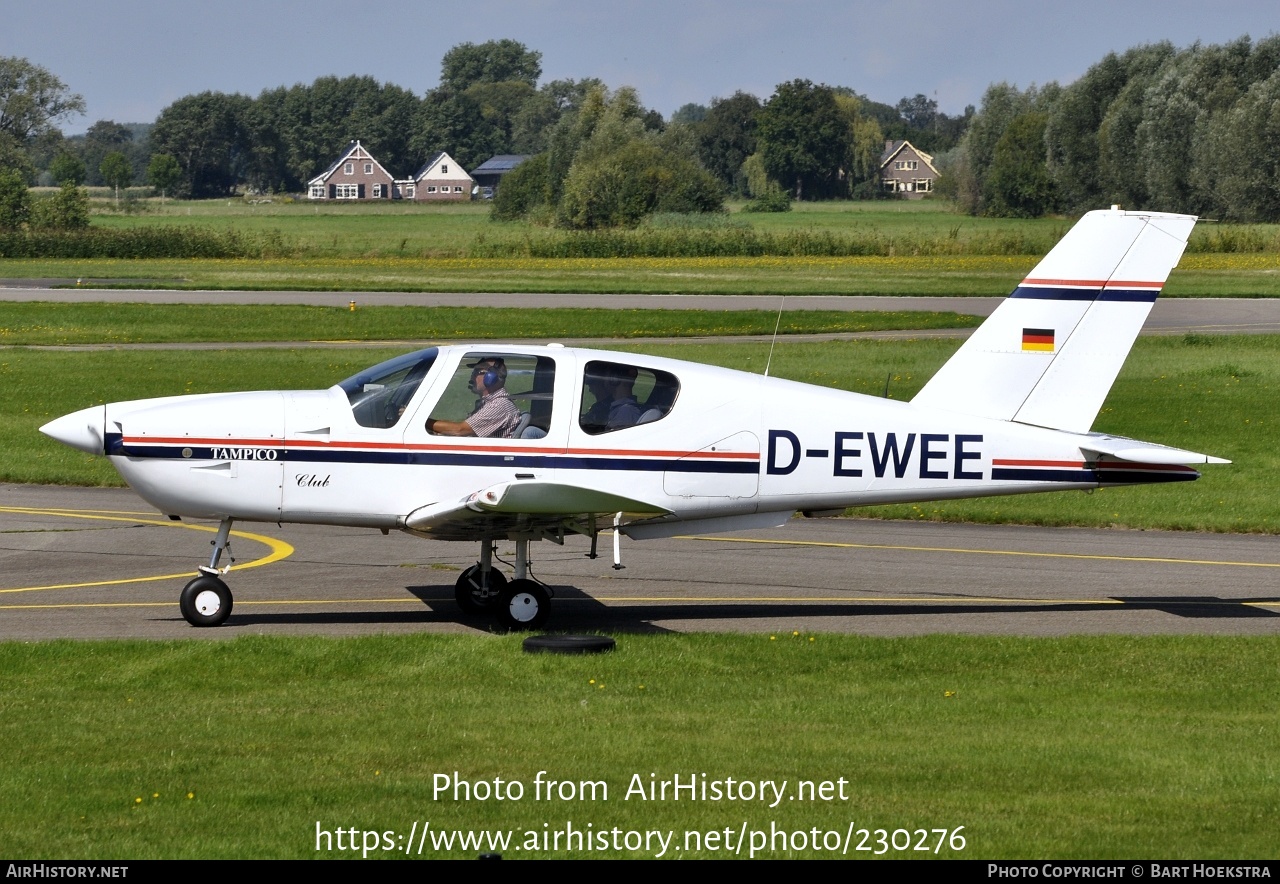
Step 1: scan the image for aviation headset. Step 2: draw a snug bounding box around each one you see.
[470,358,506,391]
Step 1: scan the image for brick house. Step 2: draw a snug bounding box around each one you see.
[306,141,397,200]
[399,151,474,202]
[879,140,940,198]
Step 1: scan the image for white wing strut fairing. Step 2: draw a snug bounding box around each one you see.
[40,208,1224,630]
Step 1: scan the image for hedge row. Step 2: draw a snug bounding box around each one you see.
[0,226,294,259]
[469,226,1066,259]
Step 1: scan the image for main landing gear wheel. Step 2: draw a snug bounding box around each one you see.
[498,579,550,631]
[180,575,233,627]
[455,565,507,616]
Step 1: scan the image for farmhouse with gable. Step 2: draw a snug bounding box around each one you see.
[306,142,474,201]
[879,139,939,198]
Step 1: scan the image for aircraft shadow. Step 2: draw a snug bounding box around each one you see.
[207,586,1280,631]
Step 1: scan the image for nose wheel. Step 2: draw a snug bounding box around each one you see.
[180,517,235,627]
[180,575,233,627]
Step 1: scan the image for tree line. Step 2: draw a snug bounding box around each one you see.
[949,36,1280,221]
[3,35,1277,224]
[0,41,963,217]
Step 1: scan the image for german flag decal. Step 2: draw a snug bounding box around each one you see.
[1022,328,1055,352]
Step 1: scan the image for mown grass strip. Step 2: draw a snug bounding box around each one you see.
[6,335,1274,533]
[0,252,1276,296]
[2,633,1278,858]
[0,303,979,346]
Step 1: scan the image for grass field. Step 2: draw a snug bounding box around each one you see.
[3,633,1279,859]
[0,302,979,345]
[6,333,1271,533]
[4,200,1276,296]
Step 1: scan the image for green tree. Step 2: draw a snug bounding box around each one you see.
[491,152,551,221]
[150,91,248,198]
[147,153,182,200]
[558,139,721,229]
[509,78,603,154]
[0,166,30,228]
[49,151,85,185]
[756,80,850,200]
[99,151,132,205]
[30,180,88,229]
[410,87,503,171]
[440,40,541,91]
[1044,44,1174,211]
[671,103,708,125]
[1209,70,1280,220]
[696,91,761,194]
[0,57,84,143]
[983,112,1055,217]
[79,119,132,186]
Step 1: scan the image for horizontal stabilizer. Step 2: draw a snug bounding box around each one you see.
[912,208,1197,432]
[1077,435,1230,466]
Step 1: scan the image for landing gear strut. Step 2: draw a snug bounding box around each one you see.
[458,537,552,630]
[180,518,234,627]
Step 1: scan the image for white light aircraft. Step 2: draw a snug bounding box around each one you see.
[42,208,1226,630]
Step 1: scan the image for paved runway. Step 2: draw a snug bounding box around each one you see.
[4,287,1280,335]
[3,484,1276,640]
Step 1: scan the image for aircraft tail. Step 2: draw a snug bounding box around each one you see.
[911,207,1196,433]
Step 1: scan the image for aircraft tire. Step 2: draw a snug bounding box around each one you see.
[497,579,550,631]
[455,565,507,616]
[179,575,233,627]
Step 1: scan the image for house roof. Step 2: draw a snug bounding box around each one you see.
[411,150,473,182]
[307,141,396,185]
[879,139,939,175]
[471,155,531,175]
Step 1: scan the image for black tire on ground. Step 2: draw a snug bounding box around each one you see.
[454,564,507,616]
[522,634,616,654]
[179,575,233,627]
[497,579,551,631]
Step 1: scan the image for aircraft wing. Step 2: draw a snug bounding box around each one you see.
[401,479,672,540]
[1076,434,1230,465]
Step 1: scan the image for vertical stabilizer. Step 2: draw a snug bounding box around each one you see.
[911,208,1196,432]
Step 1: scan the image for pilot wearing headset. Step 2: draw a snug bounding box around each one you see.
[426,357,522,438]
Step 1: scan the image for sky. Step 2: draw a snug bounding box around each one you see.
[5,1,1277,133]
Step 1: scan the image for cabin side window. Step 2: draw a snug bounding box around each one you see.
[426,353,556,439]
[579,361,679,434]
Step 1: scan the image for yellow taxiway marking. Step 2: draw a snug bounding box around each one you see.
[0,507,293,593]
[682,535,1280,569]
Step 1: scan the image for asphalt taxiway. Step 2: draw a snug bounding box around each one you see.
[3,484,1275,640]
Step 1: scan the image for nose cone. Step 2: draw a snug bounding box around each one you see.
[40,405,105,455]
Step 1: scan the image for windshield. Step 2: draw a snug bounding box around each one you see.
[338,348,438,428]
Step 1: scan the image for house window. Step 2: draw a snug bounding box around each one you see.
[426,186,437,193]
[309,184,326,199]
[344,162,354,175]
[364,163,373,175]
[441,164,448,174]
[405,185,415,198]
[373,183,383,198]
[454,186,464,193]
[915,178,932,192]
[335,184,359,199]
